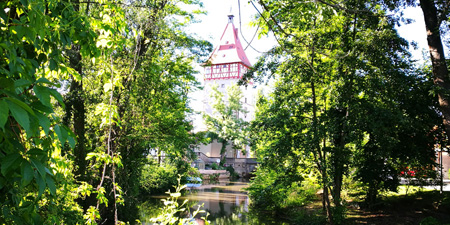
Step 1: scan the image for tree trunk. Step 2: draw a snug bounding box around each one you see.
[220,139,228,166]
[67,44,87,181]
[419,0,450,140]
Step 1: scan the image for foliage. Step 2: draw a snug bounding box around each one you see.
[147,177,209,225]
[248,167,315,211]
[211,162,219,170]
[0,0,93,223]
[226,165,240,179]
[139,161,179,195]
[203,83,250,164]
[208,173,220,181]
[247,0,441,222]
[1,0,211,223]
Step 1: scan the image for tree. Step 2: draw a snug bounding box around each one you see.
[74,0,211,222]
[0,0,95,223]
[204,83,249,165]
[313,0,450,143]
[247,0,441,222]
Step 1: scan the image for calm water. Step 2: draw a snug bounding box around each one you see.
[139,179,272,224]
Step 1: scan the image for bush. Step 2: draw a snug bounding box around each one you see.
[284,181,319,208]
[226,165,239,179]
[139,162,178,195]
[248,167,320,212]
[211,162,219,170]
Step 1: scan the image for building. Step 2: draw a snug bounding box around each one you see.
[194,15,258,176]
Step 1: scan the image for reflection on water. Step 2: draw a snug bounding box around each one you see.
[183,180,250,223]
[139,179,274,224]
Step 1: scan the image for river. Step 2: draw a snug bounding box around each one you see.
[139,179,272,224]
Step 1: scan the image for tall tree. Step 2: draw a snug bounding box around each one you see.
[314,0,450,142]
[247,0,441,222]
[204,83,250,165]
[78,0,211,222]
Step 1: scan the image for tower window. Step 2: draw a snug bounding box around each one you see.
[221,84,225,88]
[245,98,247,103]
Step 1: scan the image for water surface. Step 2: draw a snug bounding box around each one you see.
[140,179,270,224]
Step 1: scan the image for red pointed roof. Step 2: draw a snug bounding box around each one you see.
[205,15,252,67]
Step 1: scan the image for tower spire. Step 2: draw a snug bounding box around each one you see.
[228,14,234,23]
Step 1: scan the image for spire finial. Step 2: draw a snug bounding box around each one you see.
[228,14,234,23]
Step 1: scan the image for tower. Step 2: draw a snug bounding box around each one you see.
[203,15,251,81]
[202,15,255,124]
[198,15,256,159]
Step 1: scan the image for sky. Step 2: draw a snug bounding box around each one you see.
[185,1,445,129]
[186,0,276,130]
[188,0,275,66]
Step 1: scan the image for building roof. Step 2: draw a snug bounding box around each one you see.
[204,15,252,68]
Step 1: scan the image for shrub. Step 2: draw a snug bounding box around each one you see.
[211,162,219,170]
[226,165,239,179]
[139,162,178,195]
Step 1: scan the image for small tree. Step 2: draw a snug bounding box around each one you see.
[203,83,249,165]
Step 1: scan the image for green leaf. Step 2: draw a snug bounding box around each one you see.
[0,100,9,130]
[27,148,46,156]
[35,112,50,135]
[20,0,28,7]
[30,101,53,114]
[21,162,34,187]
[49,59,57,71]
[0,6,7,21]
[0,78,14,90]
[67,136,76,149]
[1,152,21,176]
[54,125,68,145]
[14,79,32,88]
[5,97,35,115]
[35,173,46,198]
[7,99,30,132]
[33,85,51,107]
[30,157,46,179]
[45,175,56,196]
[49,89,64,108]
[36,77,53,85]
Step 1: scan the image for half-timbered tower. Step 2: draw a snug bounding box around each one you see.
[196,14,256,163]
